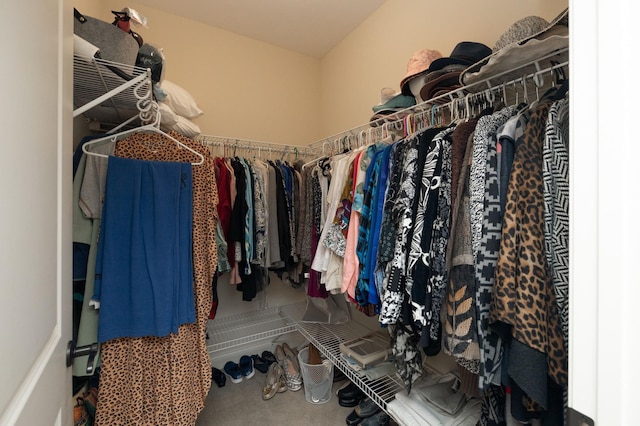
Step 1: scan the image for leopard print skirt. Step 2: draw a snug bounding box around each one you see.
[95,131,218,426]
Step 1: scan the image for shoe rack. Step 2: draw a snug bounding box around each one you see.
[206,304,302,353]
[207,301,404,420]
[280,304,404,416]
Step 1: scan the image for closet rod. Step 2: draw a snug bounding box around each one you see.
[308,47,569,152]
[196,134,318,158]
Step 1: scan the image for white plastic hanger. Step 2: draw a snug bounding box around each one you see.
[82,123,205,165]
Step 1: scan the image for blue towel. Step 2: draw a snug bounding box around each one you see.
[94,156,195,343]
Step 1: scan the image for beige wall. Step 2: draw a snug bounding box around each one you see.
[74,0,321,146]
[319,0,569,139]
[74,0,567,146]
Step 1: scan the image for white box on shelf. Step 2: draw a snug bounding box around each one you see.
[339,331,391,369]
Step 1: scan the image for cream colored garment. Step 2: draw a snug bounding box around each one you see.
[311,151,355,275]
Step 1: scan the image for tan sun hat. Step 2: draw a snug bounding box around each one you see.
[399,49,443,95]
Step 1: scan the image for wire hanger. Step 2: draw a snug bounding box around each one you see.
[82,123,205,165]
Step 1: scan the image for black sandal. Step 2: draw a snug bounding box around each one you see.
[261,350,277,364]
[251,355,270,374]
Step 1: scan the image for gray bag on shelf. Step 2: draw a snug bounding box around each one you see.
[301,294,350,324]
[74,8,139,67]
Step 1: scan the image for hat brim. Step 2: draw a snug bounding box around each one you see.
[420,71,462,102]
[460,8,568,92]
[400,70,429,96]
[428,57,478,73]
[369,109,410,125]
[430,86,463,103]
[372,93,416,113]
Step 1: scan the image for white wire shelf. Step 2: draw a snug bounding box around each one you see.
[279,304,405,414]
[207,301,405,418]
[73,54,155,129]
[206,303,305,352]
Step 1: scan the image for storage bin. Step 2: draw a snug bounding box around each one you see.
[297,346,333,404]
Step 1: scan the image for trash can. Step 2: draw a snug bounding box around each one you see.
[297,346,334,404]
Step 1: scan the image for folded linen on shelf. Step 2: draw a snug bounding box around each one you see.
[386,373,481,426]
[357,361,397,381]
[341,354,399,382]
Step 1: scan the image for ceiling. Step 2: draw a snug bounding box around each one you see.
[135,0,386,58]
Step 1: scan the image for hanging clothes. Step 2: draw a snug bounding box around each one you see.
[341,151,364,299]
[251,159,270,268]
[444,125,480,373]
[300,79,569,424]
[404,131,441,328]
[542,97,570,347]
[471,106,519,392]
[375,140,407,291]
[322,149,363,293]
[213,157,232,275]
[95,131,217,426]
[209,154,305,297]
[378,134,420,326]
[311,151,353,277]
[357,142,394,310]
[420,128,454,353]
[72,140,114,376]
[267,161,284,269]
[490,102,568,423]
[307,163,329,298]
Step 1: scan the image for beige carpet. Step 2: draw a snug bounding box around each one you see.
[196,368,396,425]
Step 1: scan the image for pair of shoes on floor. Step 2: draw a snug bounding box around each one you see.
[262,362,288,400]
[346,398,381,425]
[274,343,302,391]
[223,355,255,384]
[212,367,226,388]
[251,350,276,374]
[337,381,366,407]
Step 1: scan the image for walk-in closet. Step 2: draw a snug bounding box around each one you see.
[3,1,640,425]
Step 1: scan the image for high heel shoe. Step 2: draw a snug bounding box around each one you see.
[262,363,279,400]
[275,344,302,391]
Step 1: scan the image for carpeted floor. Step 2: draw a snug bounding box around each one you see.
[196,368,397,426]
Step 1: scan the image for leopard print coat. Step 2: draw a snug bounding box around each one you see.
[95,131,218,426]
[491,104,567,412]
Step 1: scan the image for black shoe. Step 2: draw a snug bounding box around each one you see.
[355,398,380,418]
[339,391,366,408]
[338,382,365,400]
[339,397,361,408]
[212,367,226,388]
[261,350,277,365]
[346,410,361,425]
[251,355,270,373]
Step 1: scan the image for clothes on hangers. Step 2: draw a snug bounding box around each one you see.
[311,150,359,289]
[356,141,394,312]
[209,153,307,295]
[301,87,570,424]
[71,138,109,377]
[82,129,218,426]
